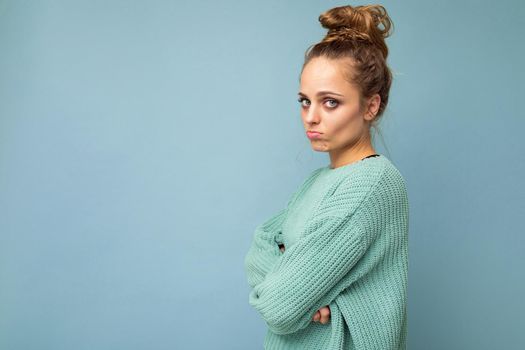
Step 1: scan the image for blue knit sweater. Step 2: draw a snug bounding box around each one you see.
[244,155,409,349]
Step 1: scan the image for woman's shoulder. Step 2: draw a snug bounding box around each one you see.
[342,154,406,191]
[370,155,408,198]
[288,155,408,215]
[318,155,407,216]
[351,155,409,214]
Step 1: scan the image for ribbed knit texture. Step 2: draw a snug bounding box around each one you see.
[244,155,409,350]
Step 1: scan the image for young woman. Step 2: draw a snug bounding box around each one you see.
[244,4,408,350]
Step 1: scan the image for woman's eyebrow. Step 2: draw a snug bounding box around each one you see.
[298,90,344,97]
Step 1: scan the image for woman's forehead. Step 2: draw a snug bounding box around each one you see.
[301,57,356,85]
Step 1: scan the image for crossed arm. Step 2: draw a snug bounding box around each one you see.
[244,168,385,335]
[246,211,372,334]
[245,214,332,330]
[244,168,324,289]
[278,243,331,324]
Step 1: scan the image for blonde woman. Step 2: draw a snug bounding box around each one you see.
[245,4,408,350]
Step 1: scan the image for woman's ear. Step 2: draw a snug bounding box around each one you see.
[364,94,381,121]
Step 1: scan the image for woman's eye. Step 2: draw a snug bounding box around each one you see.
[297,98,338,109]
[297,98,310,107]
[326,99,338,108]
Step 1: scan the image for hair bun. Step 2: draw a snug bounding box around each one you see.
[319,5,393,57]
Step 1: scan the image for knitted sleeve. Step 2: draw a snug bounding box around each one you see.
[244,168,324,289]
[244,207,286,289]
[248,166,387,335]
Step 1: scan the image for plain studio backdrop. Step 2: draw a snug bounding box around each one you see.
[1,0,523,349]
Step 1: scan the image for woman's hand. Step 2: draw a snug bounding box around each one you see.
[278,243,331,324]
[312,306,331,324]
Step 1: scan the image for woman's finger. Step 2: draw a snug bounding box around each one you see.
[319,306,331,324]
[313,311,320,321]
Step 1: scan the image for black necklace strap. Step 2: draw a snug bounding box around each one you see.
[361,153,380,160]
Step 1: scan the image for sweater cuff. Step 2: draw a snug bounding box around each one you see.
[274,232,284,245]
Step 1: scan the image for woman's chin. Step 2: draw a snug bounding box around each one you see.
[309,142,330,152]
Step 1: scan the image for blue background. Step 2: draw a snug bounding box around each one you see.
[1,0,524,349]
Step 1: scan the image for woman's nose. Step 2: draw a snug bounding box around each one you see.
[304,105,321,123]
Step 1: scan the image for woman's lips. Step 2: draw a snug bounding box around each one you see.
[306,131,322,139]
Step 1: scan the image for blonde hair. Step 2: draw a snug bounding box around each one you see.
[302,4,395,128]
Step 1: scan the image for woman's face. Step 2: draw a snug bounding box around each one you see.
[298,56,372,153]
